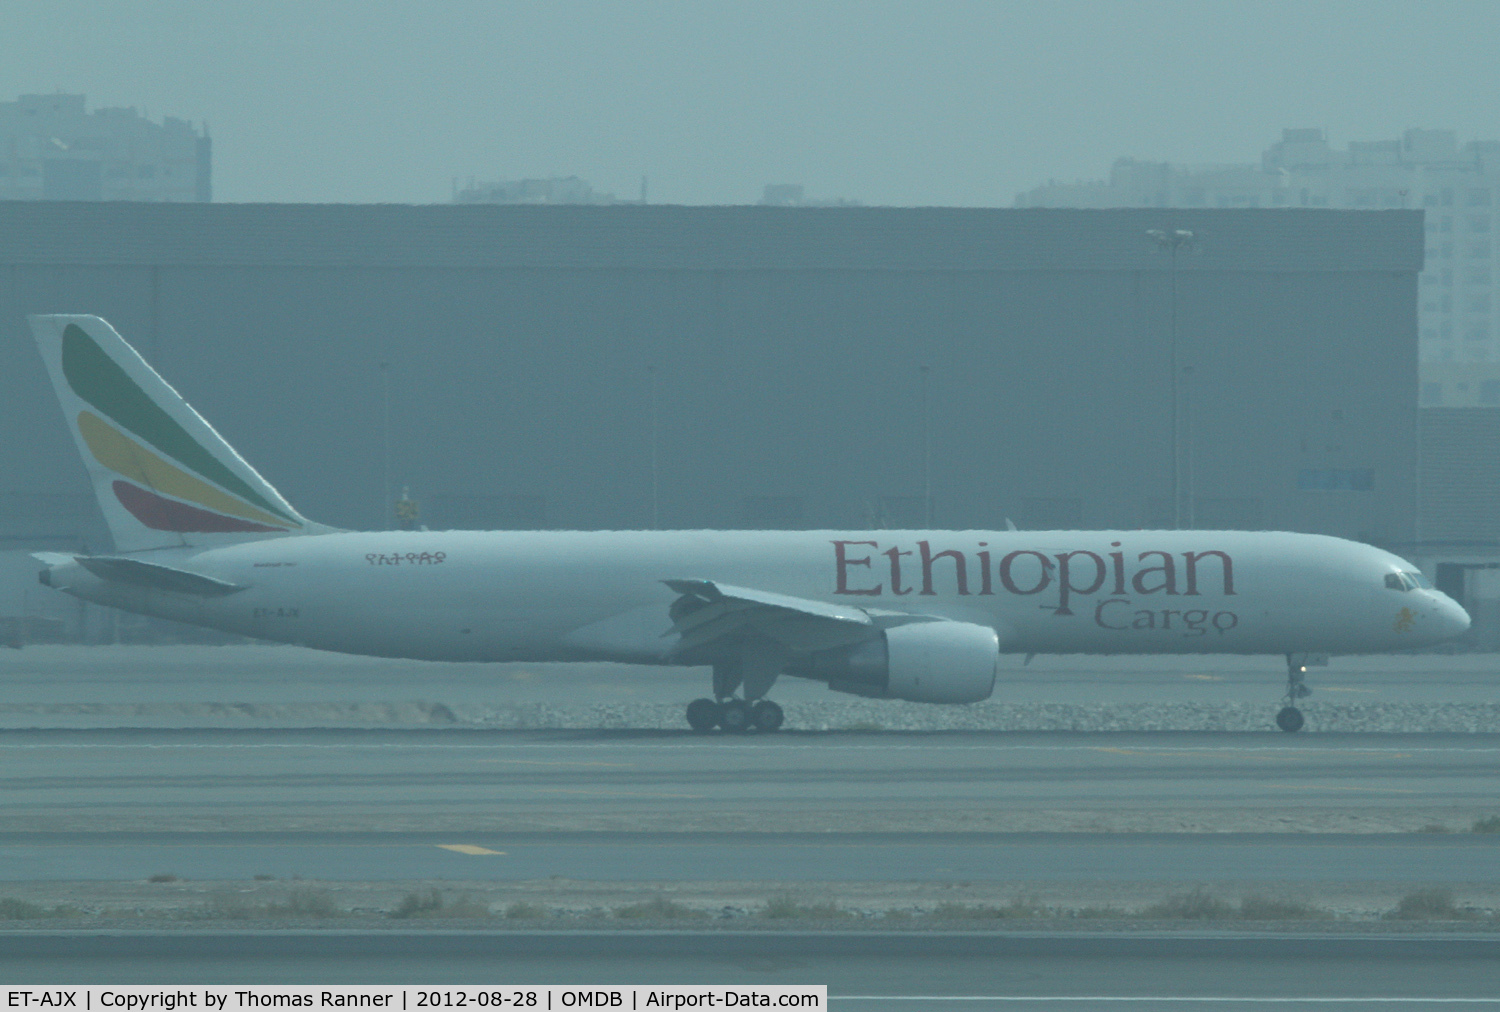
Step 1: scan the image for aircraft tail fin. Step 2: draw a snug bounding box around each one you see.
[29,314,328,553]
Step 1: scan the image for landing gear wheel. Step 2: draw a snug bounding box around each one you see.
[718,699,753,733]
[686,698,722,733]
[1276,706,1305,733]
[750,700,784,733]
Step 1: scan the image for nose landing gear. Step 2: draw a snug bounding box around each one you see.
[1276,653,1322,732]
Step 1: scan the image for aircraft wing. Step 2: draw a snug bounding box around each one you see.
[662,578,934,656]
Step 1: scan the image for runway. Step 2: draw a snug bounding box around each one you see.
[1,831,1498,883]
[0,727,1498,834]
[2,930,1497,1008]
[0,650,1494,988]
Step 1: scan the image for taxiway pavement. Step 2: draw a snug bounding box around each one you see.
[1,830,1498,883]
[1,930,1497,1008]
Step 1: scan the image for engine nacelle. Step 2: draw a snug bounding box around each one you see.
[791,621,998,704]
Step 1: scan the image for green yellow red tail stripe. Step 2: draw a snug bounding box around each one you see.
[61,323,301,528]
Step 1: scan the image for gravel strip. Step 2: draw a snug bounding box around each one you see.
[1,700,1498,731]
[453,700,1500,733]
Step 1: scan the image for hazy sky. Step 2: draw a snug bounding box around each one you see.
[6,0,1500,206]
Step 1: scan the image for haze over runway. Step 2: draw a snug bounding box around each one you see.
[0,648,1495,995]
[2,726,1498,834]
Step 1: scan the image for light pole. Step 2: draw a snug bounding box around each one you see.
[648,364,660,530]
[380,361,391,530]
[920,364,932,528]
[1146,228,1194,528]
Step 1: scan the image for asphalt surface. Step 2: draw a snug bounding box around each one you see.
[3,930,1498,1008]
[1,727,1498,834]
[0,650,1494,989]
[0,830,1498,883]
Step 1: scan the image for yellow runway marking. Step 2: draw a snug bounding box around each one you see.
[1321,686,1378,693]
[478,759,635,768]
[537,788,705,799]
[436,844,505,855]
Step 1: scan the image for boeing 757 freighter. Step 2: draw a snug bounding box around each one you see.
[25,316,1469,733]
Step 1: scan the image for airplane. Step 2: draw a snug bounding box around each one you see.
[24,315,1470,735]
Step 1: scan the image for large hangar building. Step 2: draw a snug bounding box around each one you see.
[1,204,1421,556]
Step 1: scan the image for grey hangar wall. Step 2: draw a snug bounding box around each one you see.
[0,203,1420,547]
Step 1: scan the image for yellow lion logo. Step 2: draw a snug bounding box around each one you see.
[1394,607,1416,632]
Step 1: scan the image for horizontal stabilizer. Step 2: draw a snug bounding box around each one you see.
[73,556,245,597]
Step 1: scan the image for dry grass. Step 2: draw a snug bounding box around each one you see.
[0,898,78,920]
[1143,888,1235,920]
[263,887,340,918]
[390,889,491,920]
[199,892,255,920]
[1238,895,1328,921]
[931,897,1048,920]
[614,896,705,920]
[1388,888,1473,921]
[761,894,848,920]
[1072,905,1129,919]
[502,901,547,920]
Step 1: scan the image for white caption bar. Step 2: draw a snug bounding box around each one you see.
[2,988,826,1011]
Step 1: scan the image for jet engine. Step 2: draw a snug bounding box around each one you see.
[789,621,998,704]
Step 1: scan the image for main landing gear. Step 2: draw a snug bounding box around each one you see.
[685,697,784,734]
[684,653,786,734]
[1276,653,1320,733]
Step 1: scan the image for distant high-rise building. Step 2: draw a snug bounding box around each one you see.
[758,183,861,207]
[0,93,209,203]
[1017,128,1500,407]
[453,176,617,205]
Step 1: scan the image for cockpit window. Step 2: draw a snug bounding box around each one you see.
[1385,571,1431,592]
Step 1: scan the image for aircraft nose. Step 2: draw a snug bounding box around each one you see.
[1440,595,1472,637]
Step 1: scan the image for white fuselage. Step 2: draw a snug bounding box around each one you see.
[43,529,1470,666]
